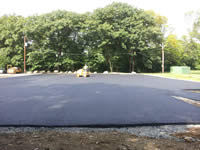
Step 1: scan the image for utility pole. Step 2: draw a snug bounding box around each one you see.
[162,43,164,73]
[24,36,26,73]
[161,24,166,73]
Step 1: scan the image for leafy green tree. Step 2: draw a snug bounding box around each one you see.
[88,3,162,72]
[180,11,200,70]
[180,35,200,69]
[2,3,191,73]
[87,52,106,72]
[0,50,10,69]
[0,15,25,69]
[27,49,56,71]
[145,10,169,72]
[26,11,86,71]
[164,34,183,70]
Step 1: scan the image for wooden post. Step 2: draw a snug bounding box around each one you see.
[24,36,26,73]
[162,44,164,73]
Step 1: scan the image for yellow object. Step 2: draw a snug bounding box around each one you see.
[7,65,22,74]
[76,66,90,77]
[7,65,12,70]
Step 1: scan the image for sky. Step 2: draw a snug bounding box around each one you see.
[0,0,199,37]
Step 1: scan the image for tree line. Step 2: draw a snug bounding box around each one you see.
[0,2,200,73]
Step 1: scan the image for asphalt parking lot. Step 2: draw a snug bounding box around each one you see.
[0,74,200,127]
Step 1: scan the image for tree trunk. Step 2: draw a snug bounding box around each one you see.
[129,55,132,73]
[108,58,113,72]
[58,49,62,71]
[132,55,135,72]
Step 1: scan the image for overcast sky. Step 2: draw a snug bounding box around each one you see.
[0,0,199,37]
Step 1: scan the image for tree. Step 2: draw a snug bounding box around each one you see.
[146,10,168,73]
[26,11,86,71]
[27,49,56,71]
[164,34,183,70]
[0,3,180,73]
[181,35,200,69]
[0,50,10,69]
[0,15,25,69]
[87,3,162,72]
[180,11,200,69]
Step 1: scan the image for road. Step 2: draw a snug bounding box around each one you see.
[0,74,200,127]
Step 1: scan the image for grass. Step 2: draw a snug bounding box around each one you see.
[143,70,200,82]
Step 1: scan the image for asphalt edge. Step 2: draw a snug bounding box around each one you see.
[142,74,200,83]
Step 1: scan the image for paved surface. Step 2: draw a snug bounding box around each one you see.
[0,74,200,127]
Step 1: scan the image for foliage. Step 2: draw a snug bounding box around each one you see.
[0,15,25,69]
[27,49,57,71]
[164,34,183,70]
[87,52,106,72]
[0,3,200,73]
[0,50,10,69]
[87,3,162,72]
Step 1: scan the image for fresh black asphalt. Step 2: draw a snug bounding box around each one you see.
[0,74,200,127]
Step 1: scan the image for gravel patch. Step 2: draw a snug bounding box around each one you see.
[0,125,198,141]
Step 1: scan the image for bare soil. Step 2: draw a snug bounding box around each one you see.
[0,128,200,150]
[173,127,200,141]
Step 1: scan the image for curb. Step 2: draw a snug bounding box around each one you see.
[0,73,42,78]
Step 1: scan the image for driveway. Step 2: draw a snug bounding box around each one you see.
[0,74,200,126]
